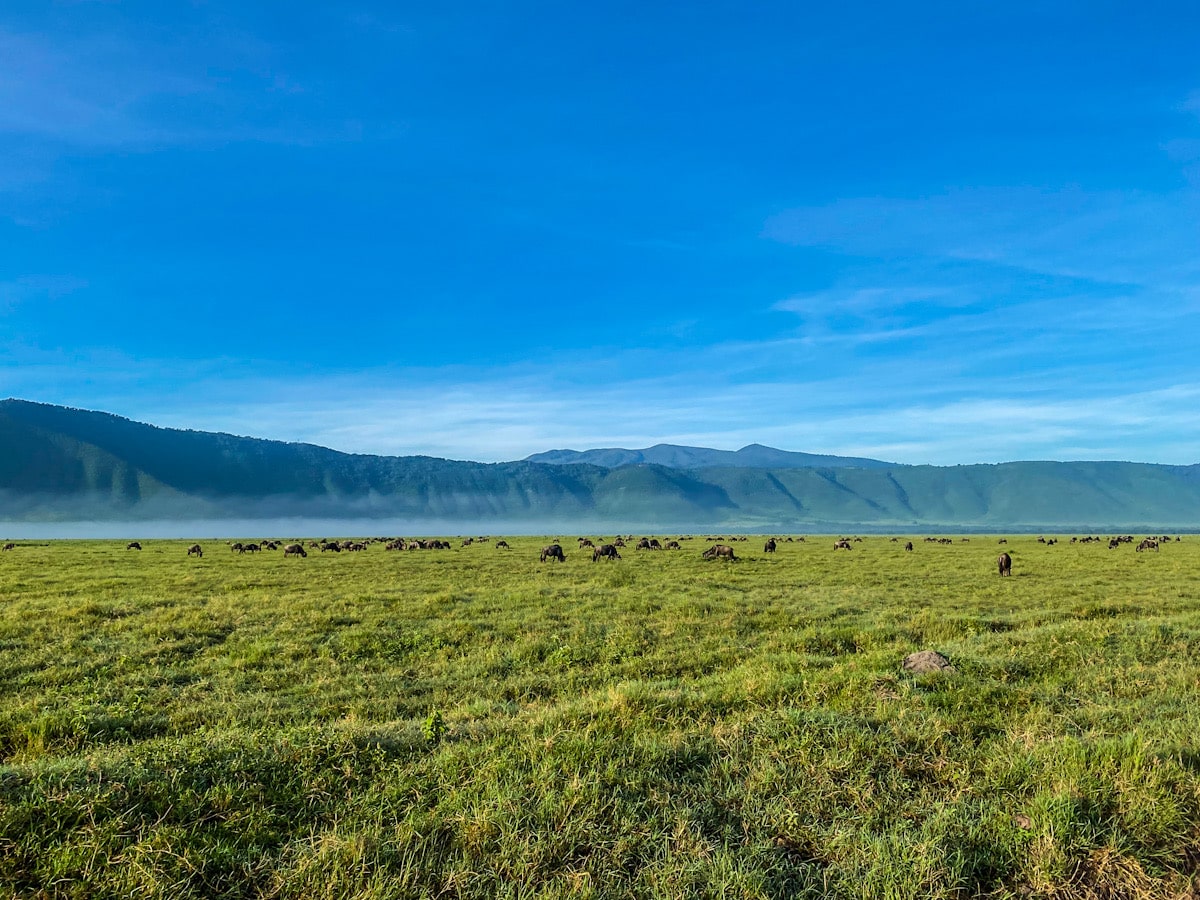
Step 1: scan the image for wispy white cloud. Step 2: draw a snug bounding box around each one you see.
[5,338,1199,466]
[763,185,1200,288]
[0,25,351,151]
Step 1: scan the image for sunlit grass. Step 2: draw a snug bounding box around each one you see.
[1,535,1198,898]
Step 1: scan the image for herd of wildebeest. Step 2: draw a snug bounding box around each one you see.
[0,532,1183,576]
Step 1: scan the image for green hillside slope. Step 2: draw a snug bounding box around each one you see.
[1,399,1198,528]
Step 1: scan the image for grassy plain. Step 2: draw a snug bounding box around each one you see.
[1,534,1199,898]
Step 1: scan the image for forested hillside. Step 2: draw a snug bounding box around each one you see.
[2,399,1198,529]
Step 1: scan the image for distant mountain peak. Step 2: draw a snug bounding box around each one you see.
[523,443,897,470]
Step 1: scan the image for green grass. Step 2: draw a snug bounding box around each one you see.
[1,535,1199,898]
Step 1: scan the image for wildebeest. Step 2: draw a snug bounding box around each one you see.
[997,552,1012,576]
[578,538,595,548]
[283,543,307,558]
[833,539,852,550]
[592,544,621,562]
[243,543,261,553]
[763,538,777,553]
[904,541,913,552]
[664,540,681,550]
[540,544,566,562]
[702,544,738,561]
[231,542,244,553]
[126,541,142,551]
[187,544,203,558]
[495,540,510,549]
[1136,538,1159,552]
[1,543,13,551]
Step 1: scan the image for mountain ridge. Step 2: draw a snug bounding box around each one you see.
[524,443,897,469]
[1,398,1198,529]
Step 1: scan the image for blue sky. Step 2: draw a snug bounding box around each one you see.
[3,1,1199,464]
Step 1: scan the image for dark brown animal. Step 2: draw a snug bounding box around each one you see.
[904,541,913,552]
[1,543,13,551]
[284,543,307,557]
[126,541,142,550]
[702,544,738,560]
[495,540,510,549]
[187,544,203,558]
[763,538,777,553]
[593,544,621,562]
[1136,538,1159,552]
[997,552,1012,576]
[540,544,566,563]
[664,540,681,550]
[833,539,852,550]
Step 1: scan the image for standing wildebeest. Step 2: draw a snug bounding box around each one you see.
[997,552,1012,576]
[664,540,681,550]
[905,541,913,552]
[578,538,595,548]
[231,542,244,553]
[540,544,566,563]
[284,543,307,558]
[1,543,13,551]
[187,544,203,558]
[1136,538,1159,552]
[763,538,777,553]
[833,539,852,550]
[593,544,621,562]
[495,540,510,549]
[702,544,738,561]
[126,541,142,550]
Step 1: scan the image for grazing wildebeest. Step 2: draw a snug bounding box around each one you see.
[763,538,777,553]
[833,539,852,550]
[635,538,654,551]
[578,538,595,548]
[187,544,203,558]
[997,552,1012,576]
[905,541,913,552]
[231,542,244,553]
[702,544,738,561]
[284,543,307,558]
[1,543,13,551]
[540,544,566,563]
[593,544,621,562]
[126,541,142,551]
[1136,538,1159,552]
[243,543,261,553]
[495,540,510,549]
[664,540,681,550]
